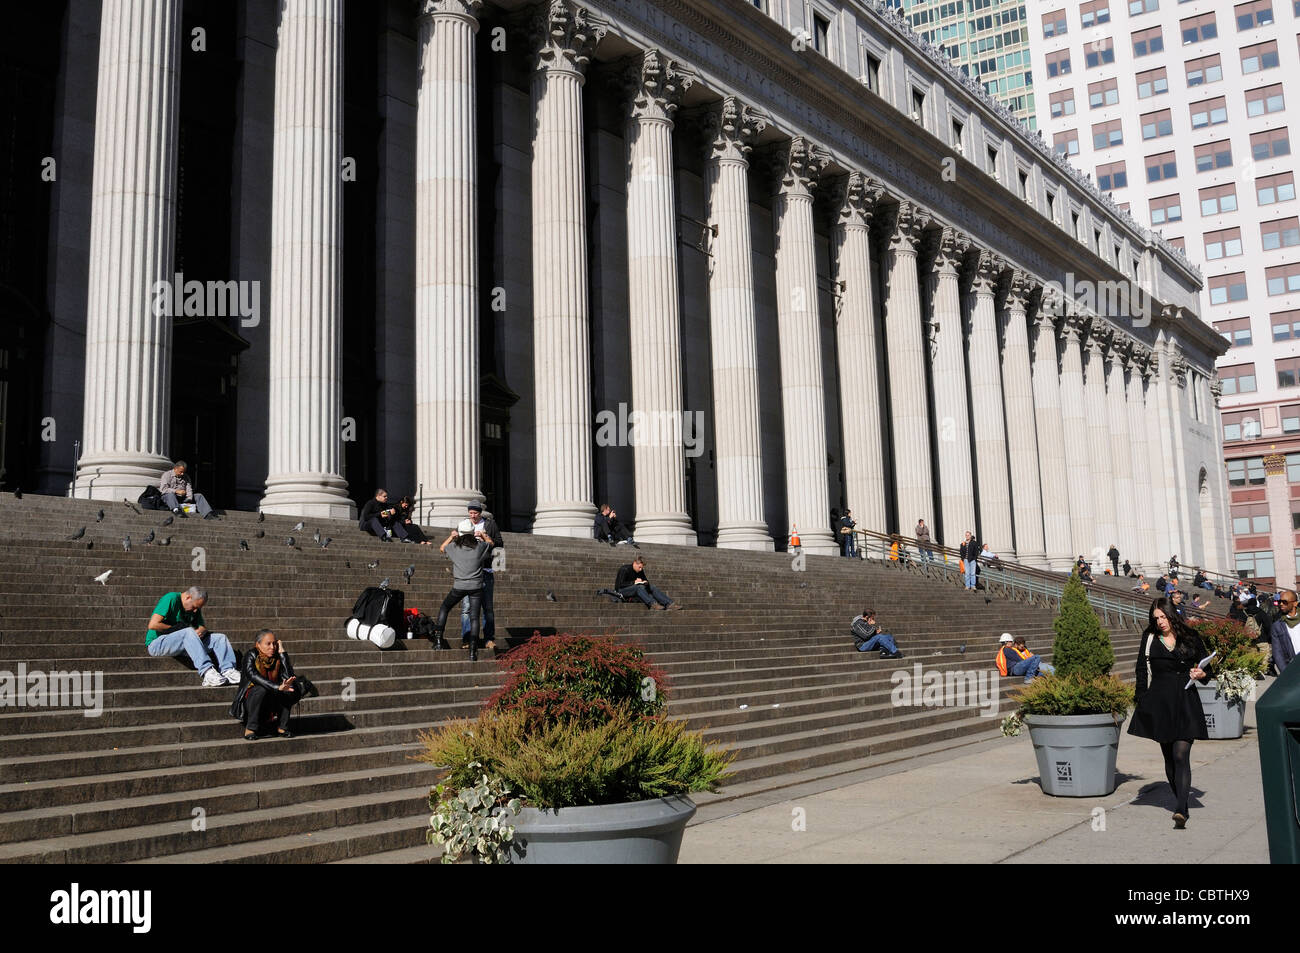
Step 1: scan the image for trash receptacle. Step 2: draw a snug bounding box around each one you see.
[1256,662,1300,863]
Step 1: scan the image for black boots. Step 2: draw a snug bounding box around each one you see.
[427,628,450,650]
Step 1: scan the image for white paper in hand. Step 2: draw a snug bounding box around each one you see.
[1185,650,1217,690]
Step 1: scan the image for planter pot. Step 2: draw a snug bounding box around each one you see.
[509,795,696,864]
[1024,713,1123,797]
[1196,681,1246,740]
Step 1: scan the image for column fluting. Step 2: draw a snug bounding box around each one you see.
[1001,273,1047,567]
[965,250,1015,556]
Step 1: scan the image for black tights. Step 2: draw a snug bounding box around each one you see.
[1160,740,1193,814]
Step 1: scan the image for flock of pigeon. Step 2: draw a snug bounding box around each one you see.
[75,501,396,590]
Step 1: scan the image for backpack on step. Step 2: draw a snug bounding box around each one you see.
[347,587,407,649]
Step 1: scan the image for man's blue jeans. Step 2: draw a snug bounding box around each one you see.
[964,561,977,589]
[1011,656,1055,683]
[161,490,213,518]
[617,583,672,607]
[843,535,857,558]
[147,626,235,674]
[857,632,899,654]
[461,570,495,640]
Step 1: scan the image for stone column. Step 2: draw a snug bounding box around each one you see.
[965,250,1014,556]
[416,0,483,525]
[926,227,976,544]
[883,201,934,535]
[1167,347,1193,559]
[1144,353,1174,565]
[703,97,772,550]
[1264,454,1295,588]
[830,172,888,535]
[1000,273,1047,567]
[1030,301,1073,569]
[771,138,836,555]
[1057,314,1094,558]
[1126,345,1156,568]
[261,0,354,517]
[1083,321,1117,554]
[75,0,182,499]
[529,1,605,536]
[1106,337,1137,565]
[622,50,695,544]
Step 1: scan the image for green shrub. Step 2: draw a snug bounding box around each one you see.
[1190,617,1267,678]
[1011,672,1134,718]
[1052,572,1115,679]
[418,709,733,809]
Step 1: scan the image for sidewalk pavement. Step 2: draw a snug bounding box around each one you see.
[681,689,1270,864]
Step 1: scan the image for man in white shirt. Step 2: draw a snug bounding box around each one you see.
[1268,589,1300,674]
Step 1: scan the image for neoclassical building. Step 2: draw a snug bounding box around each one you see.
[0,0,1229,571]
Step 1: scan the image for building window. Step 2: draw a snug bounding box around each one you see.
[812,13,830,54]
[1258,172,1296,205]
[864,52,881,92]
[911,88,926,121]
[1097,161,1127,191]
[1047,189,1058,220]
[1262,217,1300,251]
[1046,49,1072,77]
[1246,83,1285,117]
[1278,356,1300,388]
[1235,551,1274,579]
[1049,89,1076,118]
[1250,127,1291,161]
[1227,457,1267,485]
[1271,310,1300,340]
[1288,453,1300,482]
[1241,41,1279,73]
[1194,139,1232,172]
[1146,151,1177,182]
[987,145,999,177]
[1199,182,1238,215]
[1222,409,1260,442]
[1136,67,1169,98]
[1215,317,1253,348]
[1283,404,1300,433]
[1130,0,1159,13]
[1204,227,1243,259]
[1267,263,1300,296]
[1185,54,1223,85]
[1055,129,1080,157]
[1018,168,1029,199]
[1141,108,1174,139]
[1232,505,1270,535]
[1150,193,1182,224]
[1189,97,1228,128]
[1089,77,1120,108]
[1042,11,1068,37]
[1220,363,1257,394]
[1209,273,1248,305]
[1235,0,1275,30]
[1092,119,1124,150]
[1167,236,1186,251]
[1132,25,1164,57]
[1086,37,1116,68]
[1082,0,1112,27]
[1180,12,1218,44]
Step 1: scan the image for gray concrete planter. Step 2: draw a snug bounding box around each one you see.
[1024,713,1123,797]
[1196,681,1246,740]
[510,795,696,864]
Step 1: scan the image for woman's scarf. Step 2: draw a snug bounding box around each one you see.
[254,651,281,683]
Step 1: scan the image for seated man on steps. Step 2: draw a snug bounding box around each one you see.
[358,488,409,542]
[851,609,904,659]
[145,586,240,687]
[593,503,637,547]
[995,632,1055,684]
[615,556,680,610]
[159,460,216,519]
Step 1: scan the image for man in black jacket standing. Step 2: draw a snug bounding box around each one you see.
[459,500,502,648]
[959,531,980,591]
[615,556,680,610]
[359,488,409,541]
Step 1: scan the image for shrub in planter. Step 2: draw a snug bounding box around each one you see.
[1051,572,1115,679]
[417,633,732,863]
[1001,673,1134,737]
[1189,618,1267,682]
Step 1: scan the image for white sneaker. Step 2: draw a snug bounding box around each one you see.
[221,668,242,685]
[201,669,225,687]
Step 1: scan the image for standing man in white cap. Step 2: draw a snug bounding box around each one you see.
[459,500,502,650]
[431,518,495,660]
[995,633,1056,683]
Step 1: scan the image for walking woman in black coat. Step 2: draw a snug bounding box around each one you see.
[1127,597,1212,829]
[230,630,306,740]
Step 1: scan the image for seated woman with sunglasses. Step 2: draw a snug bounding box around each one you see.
[230,630,308,740]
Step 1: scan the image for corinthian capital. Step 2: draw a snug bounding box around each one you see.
[1005,271,1037,313]
[532,0,606,76]
[831,172,883,230]
[967,248,1004,297]
[930,226,969,277]
[704,96,767,163]
[417,0,483,22]
[770,136,829,199]
[624,49,694,123]
[888,201,930,253]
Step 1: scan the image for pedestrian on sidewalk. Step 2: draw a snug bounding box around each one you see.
[1267,589,1298,675]
[1127,597,1211,829]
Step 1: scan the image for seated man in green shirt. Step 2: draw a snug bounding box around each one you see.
[145,586,239,687]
